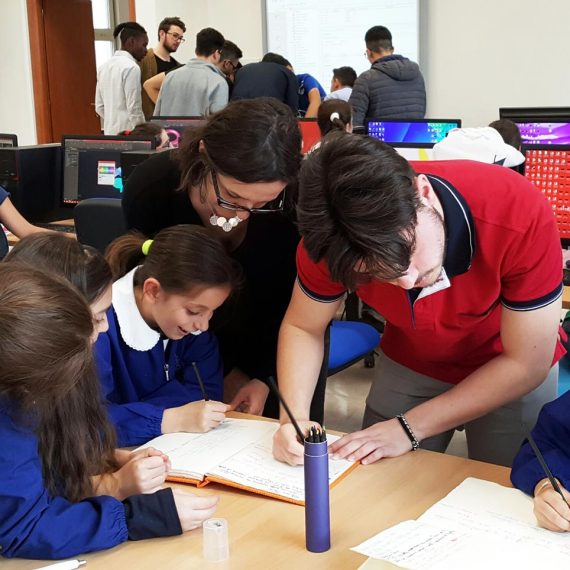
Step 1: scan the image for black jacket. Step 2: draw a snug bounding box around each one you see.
[349,54,426,127]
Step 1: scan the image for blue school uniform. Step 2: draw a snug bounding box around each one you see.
[0,399,128,559]
[511,390,570,495]
[94,267,224,447]
[0,185,9,204]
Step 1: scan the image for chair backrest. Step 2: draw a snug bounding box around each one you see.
[0,227,8,260]
[73,197,126,254]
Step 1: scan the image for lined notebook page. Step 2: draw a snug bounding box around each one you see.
[138,419,276,480]
[208,431,353,503]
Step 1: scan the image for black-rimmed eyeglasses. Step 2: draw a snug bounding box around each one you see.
[211,171,285,214]
[166,31,185,42]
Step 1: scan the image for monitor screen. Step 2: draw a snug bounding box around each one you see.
[516,122,570,145]
[62,135,155,204]
[366,119,461,147]
[298,119,321,154]
[0,133,18,148]
[523,144,570,239]
[151,116,207,148]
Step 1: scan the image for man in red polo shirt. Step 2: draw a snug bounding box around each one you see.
[273,134,563,467]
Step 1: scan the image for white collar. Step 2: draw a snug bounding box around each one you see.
[113,267,161,351]
[114,50,137,63]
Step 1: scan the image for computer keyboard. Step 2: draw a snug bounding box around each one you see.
[36,222,76,234]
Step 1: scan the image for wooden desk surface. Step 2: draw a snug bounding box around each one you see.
[3,447,511,570]
[563,285,570,309]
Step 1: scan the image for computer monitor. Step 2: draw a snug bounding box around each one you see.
[522,144,570,239]
[513,122,570,145]
[0,133,18,148]
[150,116,207,148]
[61,135,156,204]
[499,107,570,122]
[298,118,321,154]
[365,119,462,147]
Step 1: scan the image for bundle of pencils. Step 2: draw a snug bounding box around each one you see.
[306,426,326,443]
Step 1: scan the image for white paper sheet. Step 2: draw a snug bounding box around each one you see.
[351,478,570,569]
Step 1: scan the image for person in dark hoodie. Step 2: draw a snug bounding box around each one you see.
[349,25,426,127]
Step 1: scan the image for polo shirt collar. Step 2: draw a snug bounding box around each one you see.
[424,173,476,278]
[113,267,161,351]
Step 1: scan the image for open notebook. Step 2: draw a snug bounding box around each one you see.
[138,418,358,506]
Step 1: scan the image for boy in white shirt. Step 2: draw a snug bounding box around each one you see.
[95,22,148,135]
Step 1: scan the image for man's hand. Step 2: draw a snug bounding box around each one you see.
[329,418,413,464]
[229,379,270,415]
[272,421,320,466]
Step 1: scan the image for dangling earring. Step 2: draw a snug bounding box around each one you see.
[209,210,243,233]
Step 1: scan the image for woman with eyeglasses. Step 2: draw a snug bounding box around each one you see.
[122,98,302,418]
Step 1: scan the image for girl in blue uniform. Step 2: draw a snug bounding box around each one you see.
[0,264,218,559]
[7,234,171,499]
[97,224,241,446]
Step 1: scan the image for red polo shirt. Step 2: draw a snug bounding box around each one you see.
[297,160,564,384]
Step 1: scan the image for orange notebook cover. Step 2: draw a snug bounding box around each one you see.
[138,418,358,506]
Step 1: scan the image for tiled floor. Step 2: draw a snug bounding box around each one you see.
[323,359,468,458]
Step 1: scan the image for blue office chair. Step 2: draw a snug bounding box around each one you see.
[309,320,381,424]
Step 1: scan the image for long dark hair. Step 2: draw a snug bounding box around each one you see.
[0,264,117,502]
[176,98,302,208]
[105,224,242,293]
[6,233,113,305]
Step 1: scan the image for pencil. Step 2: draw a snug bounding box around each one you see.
[191,361,210,401]
[527,431,570,508]
[266,376,306,443]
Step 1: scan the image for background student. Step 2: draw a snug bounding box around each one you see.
[511,391,570,532]
[139,16,186,120]
[6,233,172,499]
[0,265,218,559]
[97,225,240,446]
[0,186,56,243]
[122,98,302,419]
[95,21,148,135]
[317,99,353,136]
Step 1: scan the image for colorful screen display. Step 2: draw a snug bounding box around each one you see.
[366,120,461,146]
[517,122,570,145]
[524,145,570,238]
[151,117,207,148]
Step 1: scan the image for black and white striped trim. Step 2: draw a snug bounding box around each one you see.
[502,283,563,311]
[296,276,346,303]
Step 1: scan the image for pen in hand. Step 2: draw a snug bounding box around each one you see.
[266,375,306,443]
[192,361,210,401]
[527,430,570,508]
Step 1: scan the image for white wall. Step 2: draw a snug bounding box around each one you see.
[0,0,37,145]
[135,0,263,64]
[421,0,570,126]
[2,0,570,145]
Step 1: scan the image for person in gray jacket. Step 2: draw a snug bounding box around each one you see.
[349,26,426,128]
[154,28,228,117]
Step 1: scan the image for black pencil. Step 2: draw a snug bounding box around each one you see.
[191,361,210,401]
[266,376,306,443]
[527,431,570,508]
